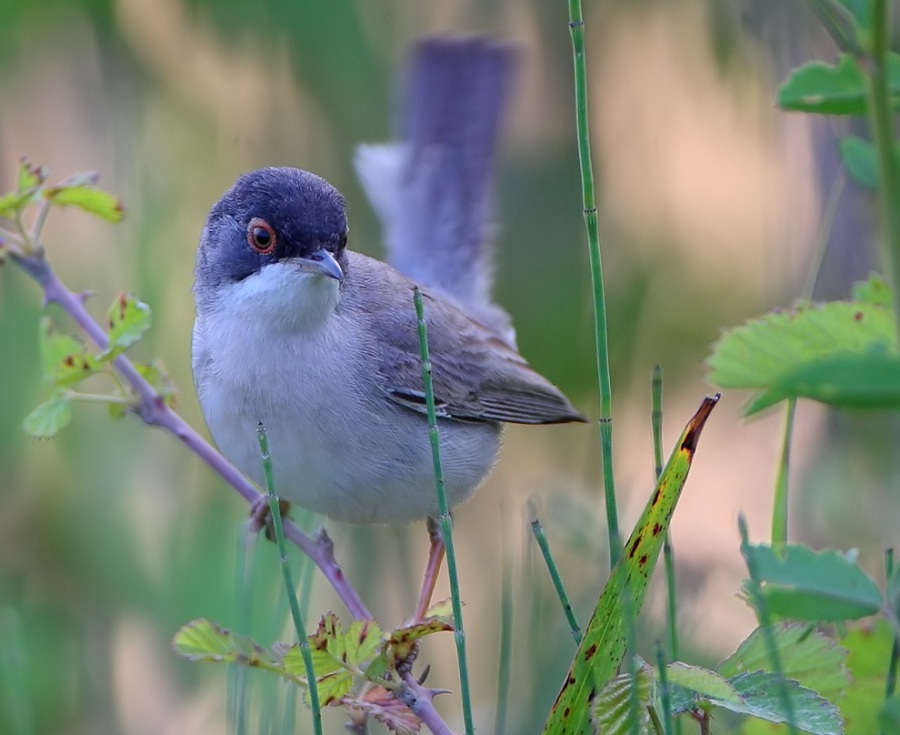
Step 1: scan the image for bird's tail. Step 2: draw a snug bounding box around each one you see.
[355,36,517,343]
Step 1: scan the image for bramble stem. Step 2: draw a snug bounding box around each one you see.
[10,249,372,621]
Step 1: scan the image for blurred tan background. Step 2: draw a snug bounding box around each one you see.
[1,0,897,733]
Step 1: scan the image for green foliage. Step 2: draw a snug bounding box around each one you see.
[739,544,883,622]
[776,54,900,115]
[542,396,718,734]
[22,293,171,438]
[105,292,151,354]
[707,275,900,414]
[174,602,454,733]
[590,659,656,735]
[0,159,122,222]
[839,135,900,190]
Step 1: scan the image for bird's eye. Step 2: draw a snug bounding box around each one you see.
[247,218,276,254]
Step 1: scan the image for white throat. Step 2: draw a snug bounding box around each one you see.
[220,261,341,334]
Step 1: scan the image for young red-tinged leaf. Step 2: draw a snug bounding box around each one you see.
[23,390,72,438]
[299,614,383,678]
[389,617,454,663]
[17,159,47,192]
[105,292,151,353]
[542,395,719,735]
[740,544,882,622]
[357,686,422,735]
[38,317,99,386]
[590,659,655,735]
[46,183,124,222]
[719,623,851,700]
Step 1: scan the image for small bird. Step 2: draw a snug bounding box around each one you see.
[192,38,585,614]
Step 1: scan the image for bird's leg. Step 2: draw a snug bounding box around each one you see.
[414,516,446,622]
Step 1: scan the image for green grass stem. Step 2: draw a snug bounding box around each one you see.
[529,514,582,644]
[256,425,322,735]
[772,399,797,554]
[652,367,682,735]
[865,0,900,342]
[494,524,513,735]
[655,643,675,735]
[885,549,899,735]
[738,515,798,735]
[413,287,474,735]
[567,0,620,566]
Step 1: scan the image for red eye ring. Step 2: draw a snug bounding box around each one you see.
[248,218,276,254]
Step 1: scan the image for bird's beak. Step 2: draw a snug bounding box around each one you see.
[292,249,344,282]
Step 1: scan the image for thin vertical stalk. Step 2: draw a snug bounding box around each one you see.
[885,549,899,735]
[652,367,682,735]
[655,644,675,735]
[530,515,583,643]
[866,0,900,341]
[567,0,620,565]
[739,516,798,735]
[494,525,513,735]
[414,288,474,734]
[772,399,797,553]
[256,426,322,735]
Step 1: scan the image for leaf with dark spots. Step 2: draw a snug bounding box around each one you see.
[542,395,719,734]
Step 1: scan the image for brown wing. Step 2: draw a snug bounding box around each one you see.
[376,288,586,425]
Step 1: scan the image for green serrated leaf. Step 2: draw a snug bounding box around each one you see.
[105,292,151,353]
[741,544,882,622]
[666,663,742,705]
[744,347,900,414]
[38,318,102,388]
[724,670,843,735]
[777,53,900,115]
[852,273,892,306]
[172,618,297,682]
[23,390,73,438]
[707,279,900,414]
[542,396,719,735]
[590,660,655,735]
[46,183,124,222]
[306,669,352,707]
[839,621,896,734]
[719,624,851,701]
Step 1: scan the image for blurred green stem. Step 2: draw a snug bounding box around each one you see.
[865,0,900,340]
[772,399,797,553]
[256,425,322,735]
[414,287,474,735]
[530,514,583,643]
[652,367,682,735]
[739,516,799,735]
[567,0,620,566]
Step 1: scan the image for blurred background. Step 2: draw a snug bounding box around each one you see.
[0,0,897,732]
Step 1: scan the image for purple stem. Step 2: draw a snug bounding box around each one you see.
[401,674,457,735]
[13,251,372,621]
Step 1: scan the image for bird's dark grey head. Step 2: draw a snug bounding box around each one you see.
[194,168,348,300]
